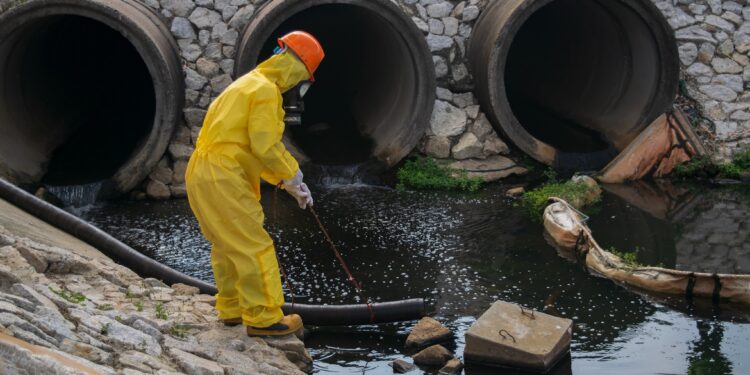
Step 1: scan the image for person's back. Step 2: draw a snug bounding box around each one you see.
[185,31,324,337]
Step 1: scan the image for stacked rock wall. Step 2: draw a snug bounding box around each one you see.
[3,0,750,198]
[658,0,750,158]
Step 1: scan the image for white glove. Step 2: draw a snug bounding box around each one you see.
[283,170,314,209]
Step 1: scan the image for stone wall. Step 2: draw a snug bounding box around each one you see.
[657,0,750,159]
[5,0,749,197]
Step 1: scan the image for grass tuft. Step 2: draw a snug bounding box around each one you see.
[397,157,483,192]
[521,180,601,221]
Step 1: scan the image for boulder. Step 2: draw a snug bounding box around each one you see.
[391,358,417,373]
[451,133,483,160]
[449,156,528,182]
[412,344,453,366]
[424,136,452,159]
[464,301,572,372]
[438,358,464,374]
[405,317,452,348]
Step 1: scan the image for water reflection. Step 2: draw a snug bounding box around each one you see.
[75,182,750,374]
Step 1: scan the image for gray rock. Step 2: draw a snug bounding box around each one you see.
[452,132,483,160]
[264,334,313,372]
[427,2,453,18]
[0,334,115,374]
[169,144,195,161]
[669,8,698,29]
[700,84,739,101]
[391,359,418,373]
[171,185,188,199]
[59,338,113,366]
[442,17,459,36]
[161,0,195,17]
[465,105,480,120]
[430,100,467,137]
[450,156,528,182]
[119,350,174,373]
[405,317,452,348]
[424,136,452,159]
[220,59,235,76]
[178,41,202,62]
[717,38,735,56]
[712,74,744,92]
[451,92,474,108]
[676,25,717,44]
[469,113,494,141]
[69,309,162,356]
[412,17,429,33]
[228,5,256,30]
[189,8,222,29]
[147,181,171,200]
[184,108,208,127]
[149,165,173,185]
[706,14,735,32]
[429,19,444,35]
[698,43,717,64]
[679,43,698,65]
[196,58,220,77]
[412,344,453,366]
[426,34,453,52]
[169,348,224,375]
[462,5,480,21]
[713,57,743,73]
[198,29,211,46]
[211,74,233,94]
[436,87,453,101]
[686,62,713,76]
[171,17,196,40]
[433,56,449,78]
[734,32,750,53]
[483,136,510,156]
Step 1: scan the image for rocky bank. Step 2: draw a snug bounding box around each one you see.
[0,198,311,374]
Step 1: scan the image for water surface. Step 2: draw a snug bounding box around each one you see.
[74,182,750,374]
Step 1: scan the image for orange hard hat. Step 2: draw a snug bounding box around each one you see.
[278,31,325,82]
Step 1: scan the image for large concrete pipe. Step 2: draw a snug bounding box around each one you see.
[470,0,679,170]
[0,0,183,191]
[236,0,436,167]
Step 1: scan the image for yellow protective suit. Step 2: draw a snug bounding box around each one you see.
[185,52,310,328]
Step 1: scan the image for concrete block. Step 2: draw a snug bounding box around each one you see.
[464,301,572,372]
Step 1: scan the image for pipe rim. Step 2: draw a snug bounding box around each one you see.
[472,0,679,169]
[235,0,435,167]
[0,0,183,191]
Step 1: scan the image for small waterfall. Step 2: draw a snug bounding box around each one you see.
[46,181,105,207]
[307,163,383,187]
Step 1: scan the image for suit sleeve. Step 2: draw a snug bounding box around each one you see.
[247,85,299,185]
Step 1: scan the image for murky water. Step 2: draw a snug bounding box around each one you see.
[72,182,750,374]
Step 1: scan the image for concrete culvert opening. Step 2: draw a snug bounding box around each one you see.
[0,0,183,192]
[236,0,435,167]
[470,0,679,170]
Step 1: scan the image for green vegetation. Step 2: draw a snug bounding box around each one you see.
[97,304,114,311]
[49,286,86,304]
[521,180,601,221]
[608,247,641,269]
[674,150,750,180]
[170,324,189,339]
[397,157,483,192]
[100,323,110,336]
[155,303,168,320]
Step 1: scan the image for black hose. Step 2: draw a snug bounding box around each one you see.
[0,178,427,325]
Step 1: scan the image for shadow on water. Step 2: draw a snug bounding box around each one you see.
[74,181,750,374]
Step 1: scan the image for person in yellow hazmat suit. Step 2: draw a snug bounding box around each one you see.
[185,31,324,337]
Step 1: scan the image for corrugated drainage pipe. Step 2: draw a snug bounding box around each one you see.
[235,0,436,167]
[0,0,183,191]
[469,0,679,170]
[0,178,427,326]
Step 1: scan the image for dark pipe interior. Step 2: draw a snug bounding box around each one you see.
[0,15,154,185]
[505,0,658,154]
[258,5,414,165]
